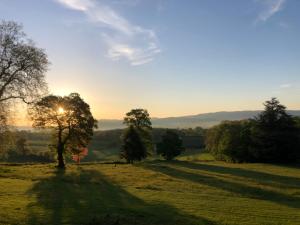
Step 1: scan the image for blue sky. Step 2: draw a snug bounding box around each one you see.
[1,0,299,121]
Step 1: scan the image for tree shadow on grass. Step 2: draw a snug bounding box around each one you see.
[170,160,300,189]
[141,161,300,209]
[26,167,215,225]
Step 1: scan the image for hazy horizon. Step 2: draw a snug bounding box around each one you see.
[1,0,300,125]
[14,109,300,129]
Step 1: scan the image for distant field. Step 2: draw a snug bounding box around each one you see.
[1,157,300,225]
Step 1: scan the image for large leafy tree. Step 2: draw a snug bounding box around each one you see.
[0,20,48,104]
[123,108,153,153]
[120,125,147,163]
[0,20,48,156]
[157,130,184,160]
[30,93,97,168]
[253,98,299,162]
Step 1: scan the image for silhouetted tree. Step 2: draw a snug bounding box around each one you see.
[157,130,184,160]
[120,125,147,163]
[30,93,97,168]
[0,20,48,104]
[252,98,300,162]
[123,108,153,153]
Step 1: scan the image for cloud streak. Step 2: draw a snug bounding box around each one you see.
[55,0,160,65]
[256,0,286,23]
[280,83,292,89]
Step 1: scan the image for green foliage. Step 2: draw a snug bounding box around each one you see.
[123,108,153,155]
[120,126,147,163]
[157,130,184,160]
[205,120,254,162]
[123,109,152,129]
[206,98,300,163]
[1,127,204,163]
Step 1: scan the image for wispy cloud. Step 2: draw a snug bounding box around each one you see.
[55,0,160,65]
[278,21,290,28]
[104,35,161,66]
[110,0,141,7]
[280,83,292,89]
[256,0,286,23]
[56,0,93,11]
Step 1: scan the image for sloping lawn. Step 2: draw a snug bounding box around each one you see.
[0,160,300,225]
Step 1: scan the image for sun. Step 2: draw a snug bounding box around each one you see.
[58,107,65,114]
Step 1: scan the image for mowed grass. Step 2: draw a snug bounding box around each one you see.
[1,157,300,225]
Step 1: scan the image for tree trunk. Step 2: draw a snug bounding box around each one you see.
[57,127,65,169]
[57,144,65,168]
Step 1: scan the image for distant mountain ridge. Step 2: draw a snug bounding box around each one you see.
[98,110,300,130]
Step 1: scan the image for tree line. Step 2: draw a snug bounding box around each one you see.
[206,98,300,163]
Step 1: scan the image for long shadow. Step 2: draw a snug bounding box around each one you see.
[169,161,300,189]
[141,162,300,209]
[27,167,215,225]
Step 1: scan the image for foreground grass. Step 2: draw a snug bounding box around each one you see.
[0,159,300,225]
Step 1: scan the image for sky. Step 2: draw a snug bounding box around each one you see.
[1,0,300,124]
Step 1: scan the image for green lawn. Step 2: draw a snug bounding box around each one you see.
[1,158,300,225]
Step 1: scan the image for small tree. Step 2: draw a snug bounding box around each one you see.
[123,108,153,153]
[157,130,184,160]
[71,147,88,164]
[30,93,97,168]
[120,125,147,163]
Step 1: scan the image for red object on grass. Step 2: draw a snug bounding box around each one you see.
[72,148,88,164]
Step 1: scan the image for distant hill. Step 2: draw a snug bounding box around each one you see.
[98,110,300,130]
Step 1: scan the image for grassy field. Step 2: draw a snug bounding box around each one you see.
[1,156,300,225]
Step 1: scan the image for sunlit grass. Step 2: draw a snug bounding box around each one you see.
[0,157,300,225]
